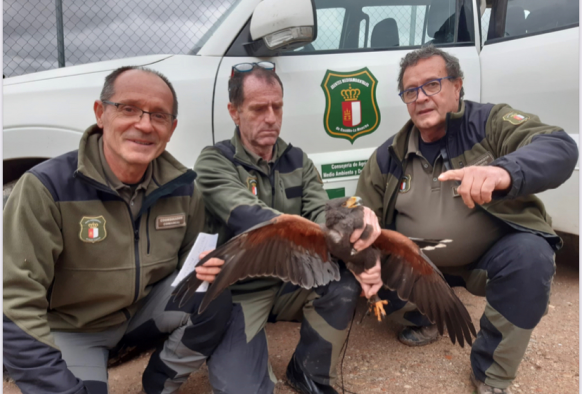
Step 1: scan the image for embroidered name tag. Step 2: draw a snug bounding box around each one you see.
[156,213,186,230]
[467,152,494,167]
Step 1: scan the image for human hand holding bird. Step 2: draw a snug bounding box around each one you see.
[348,206,384,299]
[194,250,225,282]
[173,196,476,347]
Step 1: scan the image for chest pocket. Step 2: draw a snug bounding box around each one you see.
[285,186,302,199]
[277,173,303,215]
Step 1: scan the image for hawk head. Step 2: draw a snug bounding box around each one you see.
[325,196,364,230]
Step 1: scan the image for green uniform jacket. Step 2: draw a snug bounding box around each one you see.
[194,130,328,245]
[356,100,578,250]
[4,125,205,350]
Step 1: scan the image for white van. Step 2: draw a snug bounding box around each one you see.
[4,0,579,238]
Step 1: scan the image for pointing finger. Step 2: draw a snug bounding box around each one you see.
[438,168,465,182]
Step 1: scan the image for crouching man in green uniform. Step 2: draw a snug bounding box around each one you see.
[356,46,578,394]
[194,63,384,394]
[3,66,232,394]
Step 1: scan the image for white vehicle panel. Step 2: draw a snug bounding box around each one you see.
[537,170,579,234]
[4,127,82,161]
[480,28,579,137]
[480,27,579,235]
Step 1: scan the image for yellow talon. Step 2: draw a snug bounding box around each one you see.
[369,299,388,321]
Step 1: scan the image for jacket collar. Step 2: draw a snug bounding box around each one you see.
[231,127,289,167]
[391,99,466,161]
[76,124,192,196]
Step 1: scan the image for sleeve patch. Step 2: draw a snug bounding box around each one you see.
[502,112,529,125]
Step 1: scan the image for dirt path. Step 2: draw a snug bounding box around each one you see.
[4,262,578,394]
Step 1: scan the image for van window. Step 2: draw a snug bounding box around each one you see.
[286,0,475,55]
[484,0,578,43]
[363,6,427,47]
[311,8,347,51]
[520,0,578,35]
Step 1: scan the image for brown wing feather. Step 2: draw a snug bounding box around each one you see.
[173,214,339,314]
[373,229,476,347]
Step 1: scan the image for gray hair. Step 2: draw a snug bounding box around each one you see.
[100,66,178,117]
[397,45,464,98]
[228,67,284,108]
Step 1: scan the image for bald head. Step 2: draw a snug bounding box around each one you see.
[100,66,179,117]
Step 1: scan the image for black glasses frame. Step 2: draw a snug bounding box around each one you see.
[398,76,454,104]
[102,100,175,124]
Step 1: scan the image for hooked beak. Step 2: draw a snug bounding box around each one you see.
[344,196,362,208]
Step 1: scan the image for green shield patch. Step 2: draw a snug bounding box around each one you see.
[246,177,258,196]
[399,174,411,193]
[502,111,529,125]
[321,67,380,144]
[79,216,107,243]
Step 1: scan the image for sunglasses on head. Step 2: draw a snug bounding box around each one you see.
[230,61,276,77]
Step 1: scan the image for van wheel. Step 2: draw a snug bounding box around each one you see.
[3,180,18,208]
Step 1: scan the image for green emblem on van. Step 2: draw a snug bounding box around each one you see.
[321,67,380,144]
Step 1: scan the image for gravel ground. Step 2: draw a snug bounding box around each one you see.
[4,258,578,394]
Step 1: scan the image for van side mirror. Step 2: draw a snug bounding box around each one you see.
[250,0,317,51]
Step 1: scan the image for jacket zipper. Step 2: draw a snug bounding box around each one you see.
[269,172,276,207]
[146,208,151,254]
[442,114,457,174]
[136,171,197,218]
[387,145,405,226]
[132,216,141,303]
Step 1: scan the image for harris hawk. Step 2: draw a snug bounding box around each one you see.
[173,196,477,347]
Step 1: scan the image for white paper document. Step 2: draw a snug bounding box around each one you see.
[171,232,219,292]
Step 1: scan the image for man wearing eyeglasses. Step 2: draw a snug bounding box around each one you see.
[193,63,383,394]
[356,46,577,394]
[3,66,232,394]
